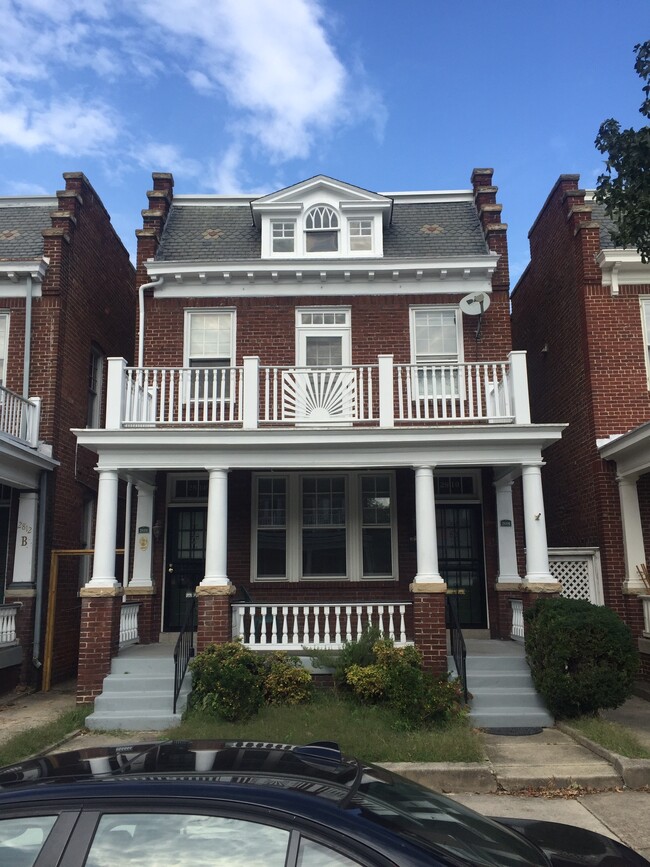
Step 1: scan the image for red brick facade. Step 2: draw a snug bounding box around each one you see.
[512,174,650,680]
[2,173,135,691]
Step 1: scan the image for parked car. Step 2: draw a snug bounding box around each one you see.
[0,740,645,866]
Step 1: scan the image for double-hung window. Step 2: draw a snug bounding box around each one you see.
[410,307,462,399]
[185,310,235,399]
[642,299,650,388]
[0,314,9,388]
[253,472,395,581]
[348,219,373,252]
[271,221,295,253]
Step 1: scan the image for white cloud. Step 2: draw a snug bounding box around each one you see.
[3,180,49,195]
[130,141,202,179]
[0,99,118,155]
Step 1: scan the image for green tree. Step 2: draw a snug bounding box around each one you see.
[594,41,650,261]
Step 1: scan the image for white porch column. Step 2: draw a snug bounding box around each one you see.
[617,473,647,593]
[11,492,38,584]
[495,480,522,583]
[413,466,444,584]
[88,469,119,588]
[130,482,156,587]
[200,467,230,587]
[521,463,554,583]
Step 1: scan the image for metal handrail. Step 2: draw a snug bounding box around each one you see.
[446,595,468,703]
[173,595,196,714]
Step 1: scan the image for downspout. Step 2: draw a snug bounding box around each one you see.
[23,274,33,397]
[32,470,47,668]
[138,277,164,368]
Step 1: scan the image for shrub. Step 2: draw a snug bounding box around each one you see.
[263,653,313,706]
[524,597,638,719]
[189,641,264,722]
[345,663,387,702]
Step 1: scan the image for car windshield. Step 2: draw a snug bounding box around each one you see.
[350,765,549,867]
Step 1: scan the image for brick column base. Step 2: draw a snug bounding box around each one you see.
[410,582,448,676]
[77,588,121,705]
[125,586,156,644]
[196,584,236,653]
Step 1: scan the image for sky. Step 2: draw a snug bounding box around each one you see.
[0,0,647,283]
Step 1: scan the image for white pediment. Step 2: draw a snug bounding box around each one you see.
[251,175,392,226]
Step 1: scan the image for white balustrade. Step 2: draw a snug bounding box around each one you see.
[232,602,411,650]
[119,602,140,646]
[395,361,513,422]
[0,603,20,644]
[123,367,242,426]
[510,598,525,642]
[642,595,650,638]
[262,366,375,424]
[0,386,40,446]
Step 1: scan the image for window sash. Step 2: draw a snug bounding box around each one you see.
[271,221,295,253]
[349,219,373,251]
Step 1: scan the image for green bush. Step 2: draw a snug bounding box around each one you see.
[263,653,313,706]
[524,597,638,719]
[345,663,387,702]
[189,641,265,721]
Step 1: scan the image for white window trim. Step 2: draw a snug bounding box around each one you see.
[295,306,351,367]
[183,308,237,368]
[641,297,650,389]
[251,471,397,582]
[263,207,382,259]
[271,220,296,254]
[0,312,10,389]
[409,305,464,400]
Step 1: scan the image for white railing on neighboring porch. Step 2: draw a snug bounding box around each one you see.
[107,351,531,430]
[509,598,524,642]
[0,603,20,644]
[642,596,650,638]
[232,602,411,650]
[119,602,140,647]
[0,387,41,447]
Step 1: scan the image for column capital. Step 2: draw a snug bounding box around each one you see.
[617,472,640,486]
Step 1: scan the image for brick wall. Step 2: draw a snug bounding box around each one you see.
[512,174,650,628]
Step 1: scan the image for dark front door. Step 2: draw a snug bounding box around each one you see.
[164,508,206,631]
[437,504,487,629]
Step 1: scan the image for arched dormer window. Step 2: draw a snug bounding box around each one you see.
[305,205,339,253]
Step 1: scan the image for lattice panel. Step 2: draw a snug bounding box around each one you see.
[550,558,593,601]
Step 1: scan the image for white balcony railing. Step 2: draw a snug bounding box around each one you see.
[0,386,41,447]
[0,603,20,644]
[108,351,531,430]
[510,598,525,642]
[232,602,411,650]
[119,602,140,647]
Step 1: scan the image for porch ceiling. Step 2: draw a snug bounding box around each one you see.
[73,423,565,474]
[599,420,650,479]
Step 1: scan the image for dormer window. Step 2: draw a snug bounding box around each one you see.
[272,221,295,253]
[305,206,339,253]
[349,219,372,252]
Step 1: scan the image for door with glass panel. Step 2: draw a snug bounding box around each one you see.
[436,504,487,628]
[164,508,206,631]
[285,309,354,423]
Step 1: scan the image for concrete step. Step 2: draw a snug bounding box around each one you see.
[110,657,176,676]
[469,708,555,728]
[465,655,529,672]
[466,671,533,689]
[86,710,184,731]
[94,691,178,713]
[100,674,177,693]
[469,688,550,711]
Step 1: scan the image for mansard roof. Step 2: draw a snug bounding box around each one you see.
[0,200,54,260]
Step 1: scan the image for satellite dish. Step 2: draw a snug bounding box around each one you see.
[459,292,491,316]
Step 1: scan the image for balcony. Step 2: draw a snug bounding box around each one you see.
[0,386,41,447]
[106,351,531,431]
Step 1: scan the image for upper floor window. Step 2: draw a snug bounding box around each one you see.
[642,299,650,388]
[410,307,463,398]
[0,314,9,388]
[305,205,339,253]
[272,221,295,253]
[87,344,104,427]
[185,310,235,398]
[349,219,372,252]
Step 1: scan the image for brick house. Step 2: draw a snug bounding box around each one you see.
[0,174,135,692]
[74,170,565,707]
[511,174,650,684]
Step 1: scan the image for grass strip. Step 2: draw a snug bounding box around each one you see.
[168,693,484,763]
[0,707,92,767]
[570,716,650,759]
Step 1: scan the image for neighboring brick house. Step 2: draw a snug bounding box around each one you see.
[74,170,565,704]
[0,174,135,692]
[511,174,650,684]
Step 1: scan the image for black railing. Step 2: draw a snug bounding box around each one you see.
[446,595,468,703]
[173,595,196,714]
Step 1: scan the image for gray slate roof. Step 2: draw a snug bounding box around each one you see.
[0,206,50,260]
[156,200,488,261]
[590,199,619,250]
